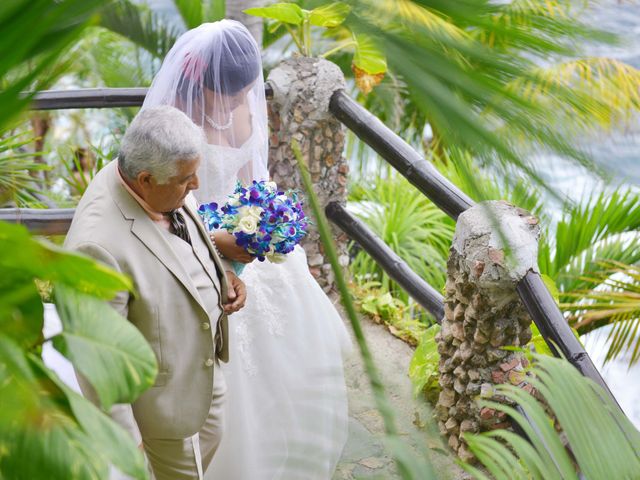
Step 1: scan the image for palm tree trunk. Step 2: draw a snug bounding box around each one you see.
[225,0,266,45]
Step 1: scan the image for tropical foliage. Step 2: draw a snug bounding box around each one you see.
[0,131,49,207]
[245,1,387,93]
[299,139,640,480]
[349,174,455,307]
[0,221,157,479]
[565,261,640,366]
[463,353,640,480]
[1,2,158,478]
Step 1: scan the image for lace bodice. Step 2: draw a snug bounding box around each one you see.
[194,141,253,207]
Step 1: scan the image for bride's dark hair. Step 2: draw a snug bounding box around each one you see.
[203,33,261,95]
[176,26,261,104]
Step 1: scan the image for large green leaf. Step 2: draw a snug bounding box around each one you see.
[205,0,225,21]
[42,362,148,479]
[52,285,157,409]
[309,2,351,28]
[244,3,305,25]
[1,418,108,480]
[408,324,440,397]
[352,32,387,74]
[0,279,43,350]
[0,337,107,480]
[174,0,203,29]
[0,335,45,429]
[0,0,103,130]
[0,221,133,300]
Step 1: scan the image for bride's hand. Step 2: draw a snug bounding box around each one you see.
[211,230,254,263]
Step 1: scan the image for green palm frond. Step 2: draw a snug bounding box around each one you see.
[437,149,547,221]
[507,58,640,133]
[80,28,155,88]
[174,0,204,29]
[100,0,182,59]
[463,353,640,479]
[541,190,640,284]
[564,261,640,365]
[553,236,640,297]
[349,174,455,304]
[377,0,470,43]
[0,131,49,207]
[0,0,103,130]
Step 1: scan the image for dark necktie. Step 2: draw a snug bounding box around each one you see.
[165,209,192,245]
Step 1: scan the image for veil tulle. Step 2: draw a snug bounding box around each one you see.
[142,20,269,203]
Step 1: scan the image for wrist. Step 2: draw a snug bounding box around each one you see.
[209,232,225,258]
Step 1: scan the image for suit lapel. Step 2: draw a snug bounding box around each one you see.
[183,194,230,363]
[183,195,229,304]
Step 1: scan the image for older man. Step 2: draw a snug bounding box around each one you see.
[64,105,246,479]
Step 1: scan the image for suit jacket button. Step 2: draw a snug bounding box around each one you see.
[204,358,214,367]
[202,322,211,330]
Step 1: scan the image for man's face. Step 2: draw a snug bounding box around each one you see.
[139,157,200,212]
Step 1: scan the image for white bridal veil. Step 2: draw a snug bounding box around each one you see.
[142,20,269,205]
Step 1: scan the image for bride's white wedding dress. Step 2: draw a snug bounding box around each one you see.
[199,139,351,479]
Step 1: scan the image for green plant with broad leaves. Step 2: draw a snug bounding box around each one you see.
[351,280,426,344]
[0,222,157,479]
[408,324,441,404]
[463,353,640,480]
[245,1,387,93]
[1,2,158,478]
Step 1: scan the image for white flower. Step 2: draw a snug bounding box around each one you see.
[265,181,278,192]
[239,205,263,219]
[228,193,242,206]
[266,251,286,264]
[236,216,258,235]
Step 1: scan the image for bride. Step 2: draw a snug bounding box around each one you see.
[142,20,350,479]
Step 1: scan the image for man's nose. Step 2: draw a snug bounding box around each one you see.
[189,175,200,190]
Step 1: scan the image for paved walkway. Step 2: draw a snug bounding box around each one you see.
[334,313,468,479]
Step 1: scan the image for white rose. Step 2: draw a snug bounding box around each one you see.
[228,193,241,206]
[236,216,258,235]
[266,251,286,264]
[239,205,263,219]
[265,181,278,192]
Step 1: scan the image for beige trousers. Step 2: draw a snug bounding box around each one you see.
[143,371,227,480]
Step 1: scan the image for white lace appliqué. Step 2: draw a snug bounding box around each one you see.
[235,319,257,376]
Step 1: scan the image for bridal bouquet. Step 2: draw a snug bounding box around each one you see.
[198,180,309,264]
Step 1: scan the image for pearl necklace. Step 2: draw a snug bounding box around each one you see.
[205,112,233,131]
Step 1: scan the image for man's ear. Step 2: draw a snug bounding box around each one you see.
[136,171,154,190]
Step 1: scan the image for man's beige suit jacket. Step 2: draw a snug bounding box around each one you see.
[64,161,230,441]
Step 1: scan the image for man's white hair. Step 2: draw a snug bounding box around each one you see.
[119,105,205,184]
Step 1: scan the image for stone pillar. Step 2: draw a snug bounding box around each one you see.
[267,57,350,293]
[435,201,540,461]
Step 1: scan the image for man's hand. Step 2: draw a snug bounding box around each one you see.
[212,230,254,263]
[223,271,247,314]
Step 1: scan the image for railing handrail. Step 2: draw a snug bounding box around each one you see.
[12,87,619,408]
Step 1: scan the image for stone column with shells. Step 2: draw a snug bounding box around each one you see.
[266,56,350,293]
[435,200,540,462]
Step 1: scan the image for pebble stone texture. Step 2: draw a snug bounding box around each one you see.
[267,56,350,293]
[435,201,541,462]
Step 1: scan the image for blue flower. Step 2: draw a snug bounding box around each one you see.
[199,180,309,264]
